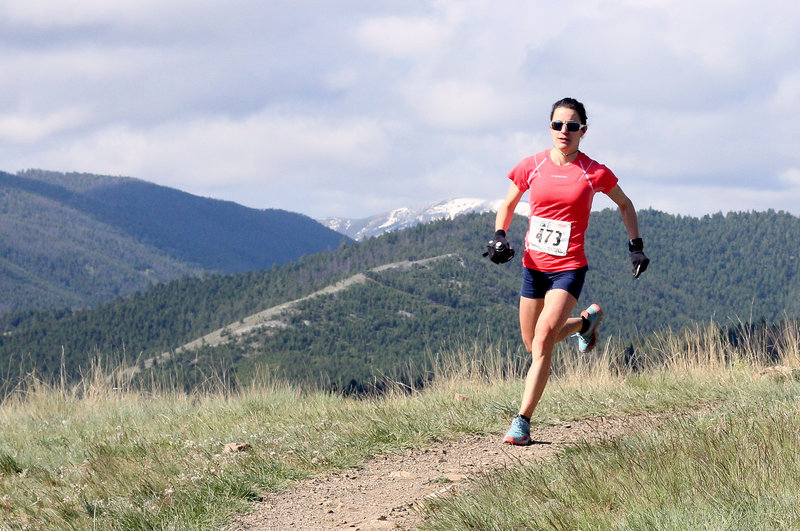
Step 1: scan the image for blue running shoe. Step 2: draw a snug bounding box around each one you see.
[503,414,531,445]
[577,303,603,353]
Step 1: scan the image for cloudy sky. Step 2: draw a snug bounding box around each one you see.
[2,1,800,220]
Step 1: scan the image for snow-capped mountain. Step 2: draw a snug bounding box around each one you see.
[319,198,529,241]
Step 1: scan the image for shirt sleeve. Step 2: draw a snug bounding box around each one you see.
[592,164,619,194]
[507,156,534,193]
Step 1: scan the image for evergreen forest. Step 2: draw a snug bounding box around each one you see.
[1,208,799,394]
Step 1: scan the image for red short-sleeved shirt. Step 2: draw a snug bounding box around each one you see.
[508,150,618,272]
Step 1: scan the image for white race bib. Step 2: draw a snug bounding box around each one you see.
[526,215,571,256]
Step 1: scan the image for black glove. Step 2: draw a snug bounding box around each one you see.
[483,230,515,264]
[628,238,650,278]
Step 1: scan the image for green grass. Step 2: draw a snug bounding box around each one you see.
[422,389,800,530]
[0,320,798,530]
[421,322,800,530]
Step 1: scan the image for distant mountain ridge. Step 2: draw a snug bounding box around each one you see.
[320,198,529,240]
[0,169,347,312]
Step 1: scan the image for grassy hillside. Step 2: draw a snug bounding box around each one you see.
[0,322,798,530]
[1,209,799,393]
[0,170,347,312]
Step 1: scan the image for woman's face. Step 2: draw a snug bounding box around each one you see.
[550,106,586,153]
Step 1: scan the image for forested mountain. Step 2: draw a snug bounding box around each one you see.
[0,170,347,312]
[1,208,798,393]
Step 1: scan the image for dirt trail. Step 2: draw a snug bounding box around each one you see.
[225,413,663,531]
[179,255,460,353]
[125,254,461,374]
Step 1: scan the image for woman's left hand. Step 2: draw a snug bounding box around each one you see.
[628,238,649,278]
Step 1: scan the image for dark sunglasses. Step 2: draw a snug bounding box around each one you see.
[550,121,585,132]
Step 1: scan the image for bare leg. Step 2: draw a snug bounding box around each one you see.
[518,290,581,418]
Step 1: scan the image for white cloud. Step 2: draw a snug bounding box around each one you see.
[771,70,800,113]
[0,0,145,26]
[0,0,216,30]
[357,15,449,58]
[28,109,390,208]
[402,79,522,131]
[0,108,88,143]
[631,182,800,217]
[1,1,800,219]
[779,168,800,186]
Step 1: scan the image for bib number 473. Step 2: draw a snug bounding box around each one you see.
[526,216,571,257]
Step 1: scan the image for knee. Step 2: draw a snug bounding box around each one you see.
[524,323,558,355]
[530,327,557,353]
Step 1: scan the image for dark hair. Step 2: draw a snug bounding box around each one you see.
[550,97,588,124]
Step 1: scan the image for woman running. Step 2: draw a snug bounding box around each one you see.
[484,97,650,445]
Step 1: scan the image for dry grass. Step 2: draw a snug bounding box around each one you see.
[0,319,798,530]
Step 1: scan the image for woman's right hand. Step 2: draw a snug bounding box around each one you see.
[484,230,515,264]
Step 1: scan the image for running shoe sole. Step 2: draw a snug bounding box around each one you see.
[578,303,603,353]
